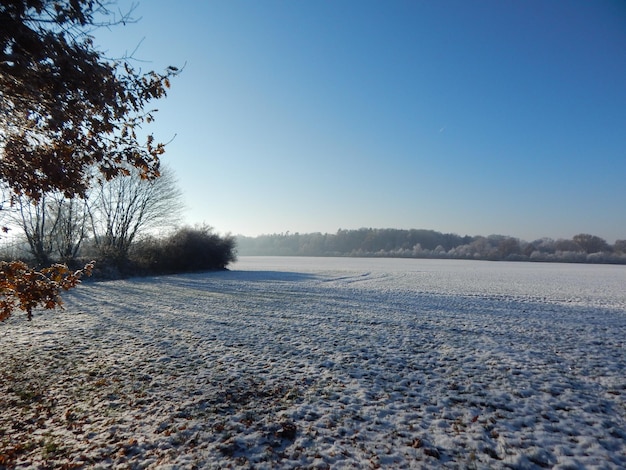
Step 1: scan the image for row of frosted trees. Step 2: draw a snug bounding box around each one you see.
[237,229,626,264]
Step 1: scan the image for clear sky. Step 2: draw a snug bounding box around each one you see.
[96,0,626,242]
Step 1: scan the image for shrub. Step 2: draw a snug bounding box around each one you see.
[130,226,236,275]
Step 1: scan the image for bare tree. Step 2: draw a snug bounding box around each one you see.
[88,167,183,264]
[10,191,90,266]
[53,196,90,265]
[572,233,610,254]
[614,240,626,254]
[15,195,59,266]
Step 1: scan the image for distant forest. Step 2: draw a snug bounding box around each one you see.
[237,229,626,264]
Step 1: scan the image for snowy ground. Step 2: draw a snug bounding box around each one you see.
[1,257,625,469]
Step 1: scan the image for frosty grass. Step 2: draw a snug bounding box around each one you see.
[1,257,624,468]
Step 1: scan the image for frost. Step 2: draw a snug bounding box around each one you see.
[0,257,624,468]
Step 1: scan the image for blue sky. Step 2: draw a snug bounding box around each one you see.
[96,0,625,242]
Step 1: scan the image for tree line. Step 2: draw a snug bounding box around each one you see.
[237,229,626,264]
[1,168,236,279]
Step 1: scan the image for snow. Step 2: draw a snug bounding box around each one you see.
[1,257,624,468]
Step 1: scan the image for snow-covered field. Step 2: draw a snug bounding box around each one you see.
[1,257,625,469]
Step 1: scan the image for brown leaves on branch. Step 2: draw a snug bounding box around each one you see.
[0,0,179,202]
[0,261,94,321]
[0,1,178,319]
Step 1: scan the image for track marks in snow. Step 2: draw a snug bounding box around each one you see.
[0,259,624,468]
